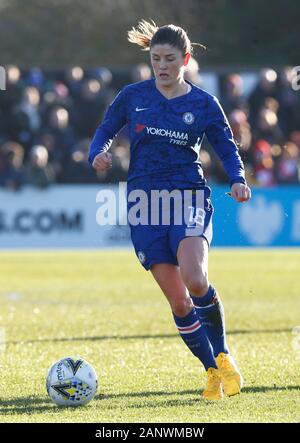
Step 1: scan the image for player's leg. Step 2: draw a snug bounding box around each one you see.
[129,209,222,399]
[177,237,243,396]
[177,236,229,356]
[150,263,222,400]
[150,263,192,316]
[129,218,216,371]
[169,187,228,353]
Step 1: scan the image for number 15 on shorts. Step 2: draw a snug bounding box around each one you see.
[186,205,205,235]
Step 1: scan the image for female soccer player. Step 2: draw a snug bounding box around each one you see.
[89,20,251,401]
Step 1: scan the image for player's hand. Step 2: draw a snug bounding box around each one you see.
[230,183,251,203]
[92,152,112,171]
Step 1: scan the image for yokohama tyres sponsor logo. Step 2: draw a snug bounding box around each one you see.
[146,126,188,140]
[135,124,189,141]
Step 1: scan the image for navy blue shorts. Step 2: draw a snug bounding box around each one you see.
[127,186,213,270]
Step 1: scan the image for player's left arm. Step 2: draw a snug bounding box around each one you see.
[205,95,251,203]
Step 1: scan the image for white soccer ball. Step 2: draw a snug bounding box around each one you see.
[46,356,98,407]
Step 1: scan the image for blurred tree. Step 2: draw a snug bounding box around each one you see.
[0,0,299,68]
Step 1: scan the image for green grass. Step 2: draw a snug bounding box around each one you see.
[0,249,299,423]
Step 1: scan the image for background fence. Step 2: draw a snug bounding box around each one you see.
[1,184,299,248]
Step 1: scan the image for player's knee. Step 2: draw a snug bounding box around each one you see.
[171,295,193,317]
[185,274,209,297]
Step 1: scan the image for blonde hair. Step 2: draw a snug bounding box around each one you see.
[128,19,158,51]
[128,19,206,55]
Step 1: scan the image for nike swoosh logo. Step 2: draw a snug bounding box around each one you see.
[135,107,149,112]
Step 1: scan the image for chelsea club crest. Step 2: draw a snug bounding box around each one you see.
[183,112,195,125]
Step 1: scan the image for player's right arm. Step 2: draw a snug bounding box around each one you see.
[92,151,113,171]
[89,87,128,171]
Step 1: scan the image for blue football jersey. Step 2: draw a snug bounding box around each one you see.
[89,78,246,190]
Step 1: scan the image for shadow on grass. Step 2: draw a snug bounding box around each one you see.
[1,385,299,415]
[4,328,293,346]
[0,397,61,415]
[98,385,300,401]
[97,385,300,410]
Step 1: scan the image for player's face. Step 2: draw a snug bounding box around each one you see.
[150,44,190,87]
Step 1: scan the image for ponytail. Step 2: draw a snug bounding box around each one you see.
[127,19,158,51]
[128,19,206,56]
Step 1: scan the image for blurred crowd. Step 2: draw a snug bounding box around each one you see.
[0,62,300,191]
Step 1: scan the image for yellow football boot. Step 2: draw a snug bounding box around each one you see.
[216,352,243,396]
[202,367,223,401]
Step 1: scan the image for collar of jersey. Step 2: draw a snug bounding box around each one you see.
[152,78,194,102]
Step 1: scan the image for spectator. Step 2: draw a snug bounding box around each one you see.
[37,106,75,181]
[6,86,42,151]
[88,67,113,89]
[253,139,276,187]
[221,74,247,114]
[131,63,152,83]
[64,66,84,97]
[0,141,25,190]
[253,106,284,145]
[24,145,55,188]
[248,69,278,125]
[72,79,108,138]
[62,138,99,184]
[228,109,252,153]
[275,142,300,184]
[276,67,300,135]
[25,67,45,91]
[0,65,23,115]
[0,65,299,188]
[184,56,202,85]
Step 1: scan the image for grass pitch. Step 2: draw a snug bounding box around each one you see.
[0,249,299,423]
